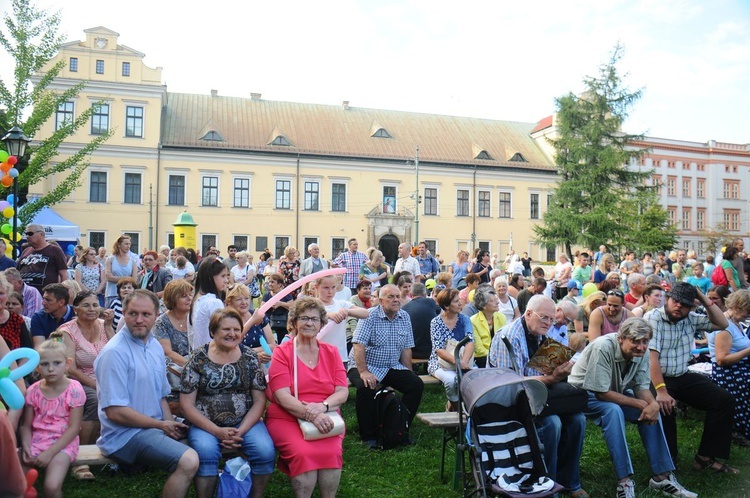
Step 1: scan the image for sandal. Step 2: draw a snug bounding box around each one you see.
[563,489,589,498]
[693,455,739,474]
[72,464,96,481]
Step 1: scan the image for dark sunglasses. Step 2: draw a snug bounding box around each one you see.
[24,231,39,237]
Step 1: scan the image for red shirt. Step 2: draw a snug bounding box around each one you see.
[625,292,639,305]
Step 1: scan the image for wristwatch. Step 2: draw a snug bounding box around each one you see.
[322,401,329,412]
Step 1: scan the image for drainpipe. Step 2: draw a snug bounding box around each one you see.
[295,155,300,246]
[471,165,477,247]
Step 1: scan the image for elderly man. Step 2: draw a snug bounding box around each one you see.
[488,295,587,498]
[402,282,439,360]
[546,300,579,348]
[16,223,69,293]
[645,282,736,472]
[625,273,646,309]
[137,250,173,298]
[347,284,424,448]
[393,243,421,280]
[300,243,330,277]
[416,242,439,282]
[333,238,368,293]
[569,318,696,498]
[95,290,198,497]
[4,267,43,317]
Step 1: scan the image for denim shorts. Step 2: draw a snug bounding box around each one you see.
[109,428,190,473]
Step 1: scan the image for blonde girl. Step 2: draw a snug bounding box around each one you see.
[19,331,86,495]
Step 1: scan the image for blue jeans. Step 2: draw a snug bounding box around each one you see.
[535,413,585,492]
[188,420,276,477]
[585,392,674,479]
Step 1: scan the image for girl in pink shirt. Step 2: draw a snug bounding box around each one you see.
[19,332,85,498]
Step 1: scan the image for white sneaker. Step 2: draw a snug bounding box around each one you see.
[649,473,698,498]
[616,479,635,498]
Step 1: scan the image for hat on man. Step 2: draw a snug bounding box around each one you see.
[567,280,582,291]
[667,282,697,306]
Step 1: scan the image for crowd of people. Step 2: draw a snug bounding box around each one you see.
[1,230,750,497]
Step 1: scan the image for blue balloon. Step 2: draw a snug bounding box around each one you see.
[5,194,14,205]
[259,336,272,355]
[0,347,40,410]
[8,168,18,178]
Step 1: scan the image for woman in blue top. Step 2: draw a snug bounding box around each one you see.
[104,235,138,308]
[224,283,276,365]
[709,290,750,446]
[428,288,474,412]
[448,250,470,288]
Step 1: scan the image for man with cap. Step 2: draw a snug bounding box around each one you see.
[645,282,737,473]
[564,280,582,305]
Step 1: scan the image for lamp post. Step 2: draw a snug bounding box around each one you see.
[2,126,32,259]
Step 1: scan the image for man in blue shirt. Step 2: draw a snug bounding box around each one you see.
[0,239,15,270]
[348,284,424,447]
[416,242,439,283]
[95,290,198,496]
[30,283,74,347]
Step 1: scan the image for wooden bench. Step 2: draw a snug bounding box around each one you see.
[73,445,114,467]
[416,411,462,483]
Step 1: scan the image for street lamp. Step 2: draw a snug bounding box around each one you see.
[2,125,32,259]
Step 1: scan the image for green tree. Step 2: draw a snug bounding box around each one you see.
[698,224,732,256]
[0,0,112,227]
[534,45,675,256]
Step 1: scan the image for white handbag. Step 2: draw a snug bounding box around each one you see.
[293,338,345,440]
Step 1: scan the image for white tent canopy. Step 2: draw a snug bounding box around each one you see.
[28,206,80,241]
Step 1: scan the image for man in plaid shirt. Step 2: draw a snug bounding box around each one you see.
[348,284,424,447]
[645,282,735,472]
[333,238,368,293]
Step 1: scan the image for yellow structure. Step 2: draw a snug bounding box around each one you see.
[172,211,197,252]
[32,27,561,264]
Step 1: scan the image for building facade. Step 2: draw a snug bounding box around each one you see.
[31,27,561,264]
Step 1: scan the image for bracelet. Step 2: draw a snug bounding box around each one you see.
[654,383,666,391]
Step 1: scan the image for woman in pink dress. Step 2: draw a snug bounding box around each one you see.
[266,297,349,498]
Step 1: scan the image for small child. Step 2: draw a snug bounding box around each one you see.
[686,263,711,294]
[19,331,86,498]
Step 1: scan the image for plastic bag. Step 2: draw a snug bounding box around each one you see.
[217,457,252,498]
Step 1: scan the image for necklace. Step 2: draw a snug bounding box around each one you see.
[168,311,187,330]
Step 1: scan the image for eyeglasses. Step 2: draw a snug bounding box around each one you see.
[297,316,321,323]
[608,290,625,298]
[531,311,554,325]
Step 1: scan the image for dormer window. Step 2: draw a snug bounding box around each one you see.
[509,152,527,162]
[372,128,392,139]
[200,131,224,142]
[271,135,291,146]
[475,150,493,160]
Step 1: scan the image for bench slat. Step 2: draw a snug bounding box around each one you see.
[416,412,461,428]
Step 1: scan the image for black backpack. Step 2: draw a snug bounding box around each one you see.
[374,387,411,449]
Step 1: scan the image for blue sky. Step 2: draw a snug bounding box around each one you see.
[3,0,749,143]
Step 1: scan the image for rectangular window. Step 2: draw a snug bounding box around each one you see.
[233,235,248,251]
[331,238,345,259]
[666,178,676,196]
[123,232,140,254]
[88,231,105,250]
[304,181,320,211]
[382,186,396,214]
[546,245,556,262]
[732,212,740,231]
[733,183,740,199]
[89,171,107,202]
[55,101,74,131]
[69,57,78,72]
[255,236,268,253]
[96,60,104,74]
[724,182,730,198]
[456,189,470,216]
[303,237,318,258]
[697,209,705,231]
[530,193,539,219]
[478,241,490,252]
[275,180,291,209]
[682,209,691,231]
[201,177,218,206]
[125,106,144,137]
[168,175,185,205]
[667,207,676,226]
[168,233,175,249]
[498,192,511,218]
[424,188,437,215]
[274,237,290,259]
[478,191,491,217]
[652,175,662,195]
[233,178,250,208]
[331,183,346,212]
[201,235,217,256]
[697,179,705,198]
[682,178,691,197]
[424,240,437,255]
[122,62,130,77]
[123,173,142,204]
[90,103,109,135]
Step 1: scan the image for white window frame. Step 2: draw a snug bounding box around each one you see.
[498,189,513,219]
[330,180,348,212]
[166,170,188,206]
[381,182,399,214]
[232,175,252,208]
[456,187,471,217]
[423,183,440,216]
[477,189,492,218]
[122,167,145,205]
[201,174,220,207]
[274,176,294,210]
[123,100,147,138]
[88,166,111,203]
[303,179,321,211]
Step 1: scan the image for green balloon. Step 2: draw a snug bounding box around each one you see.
[0,151,7,162]
[0,224,10,235]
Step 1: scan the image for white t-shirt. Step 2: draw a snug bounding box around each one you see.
[320,300,353,362]
[231,264,255,285]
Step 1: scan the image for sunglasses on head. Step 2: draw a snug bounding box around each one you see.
[607,290,625,298]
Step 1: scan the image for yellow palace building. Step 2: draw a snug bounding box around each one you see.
[31,27,559,264]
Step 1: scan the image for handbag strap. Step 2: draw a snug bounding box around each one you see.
[293,337,299,400]
[502,336,520,374]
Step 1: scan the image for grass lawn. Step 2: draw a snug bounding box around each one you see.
[58,383,750,497]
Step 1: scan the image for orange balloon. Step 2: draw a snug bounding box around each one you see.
[0,162,9,173]
[1,176,12,187]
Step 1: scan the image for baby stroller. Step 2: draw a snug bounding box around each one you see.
[454,337,562,498]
